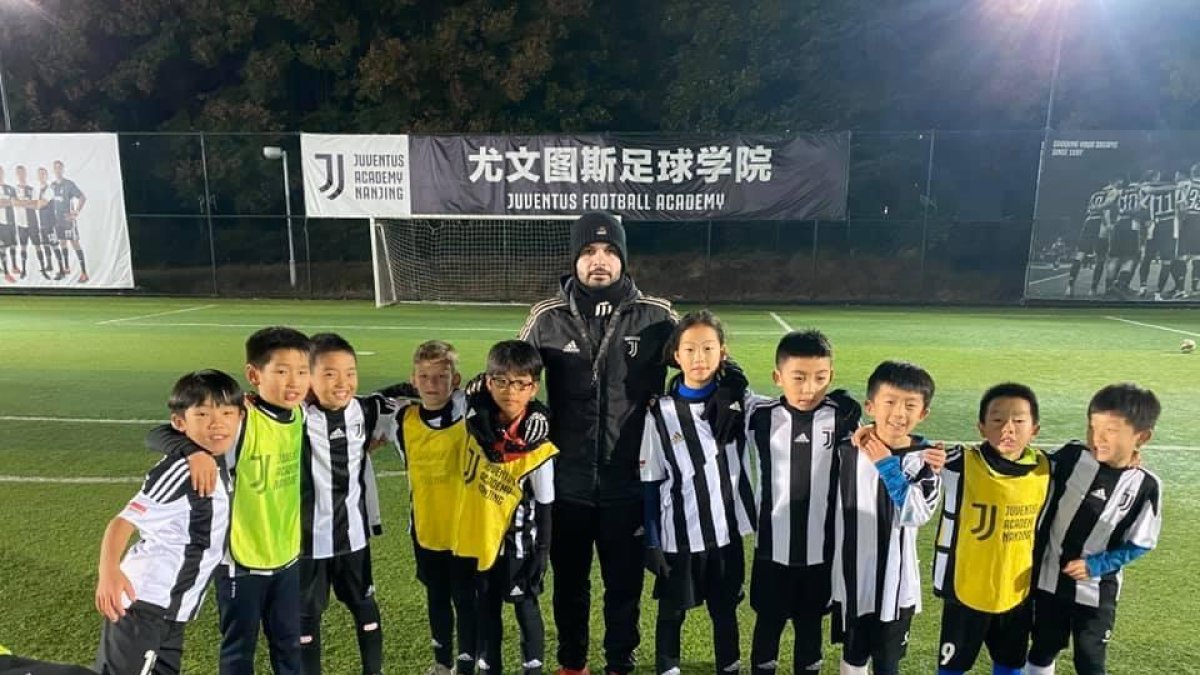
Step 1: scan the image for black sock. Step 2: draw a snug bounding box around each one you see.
[58,247,69,272]
[1068,259,1082,283]
[20,249,27,273]
[353,600,384,675]
[75,247,87,274]
[35,247,45,272]
[1138,254,1152,286]
[1171,260,1186,292]
[300,616,322,675]
[1158,264,1172,293]
[0,249,7,274]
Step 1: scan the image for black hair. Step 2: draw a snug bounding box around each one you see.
[310,332,356,362]
[168,369,244,414]
[664,310,726,368]
[866,360,935,407]
[486,340,543,379]
[775,329,832,366]
[978,382,1040,424]
[245,326,311,368]
[1088,383,1161,432]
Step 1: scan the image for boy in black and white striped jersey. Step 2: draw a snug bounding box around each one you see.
[298,334,400,675]
[832,361,944,675]
[93,370,242,675]
[746,329,861,675]
[640,311,756,675]
[1026,384,1163,675]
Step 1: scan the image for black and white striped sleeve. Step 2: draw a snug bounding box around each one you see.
[121,456,191,525]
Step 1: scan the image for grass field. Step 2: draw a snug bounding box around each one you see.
[1,297,1198,674]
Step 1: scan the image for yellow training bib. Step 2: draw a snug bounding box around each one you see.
[402,406,468,552]
[454,441,558,571]
[951,445,1050,612]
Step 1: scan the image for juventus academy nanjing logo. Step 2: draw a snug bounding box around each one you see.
[624,336,640,357]
[316,153,346,199]
[969,502,998,540]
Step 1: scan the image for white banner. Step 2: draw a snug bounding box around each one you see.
[301,133,411,218]
[0,133,132,288]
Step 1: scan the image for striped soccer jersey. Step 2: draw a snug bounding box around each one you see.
[748,394,856,567]
[832,437,941,625]
[1035,442,1162,608]
[301,393,398,559]
[119,454,232,622]
[640,391,756,553]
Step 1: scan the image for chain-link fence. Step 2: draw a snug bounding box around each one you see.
[119,130,1045,303]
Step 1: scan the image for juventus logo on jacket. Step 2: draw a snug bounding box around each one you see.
[594,301,613,317]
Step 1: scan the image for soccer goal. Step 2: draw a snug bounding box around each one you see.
[370,215,588,306]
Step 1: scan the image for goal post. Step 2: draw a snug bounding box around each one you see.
[370,215,593,306]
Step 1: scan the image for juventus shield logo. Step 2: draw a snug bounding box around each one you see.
[624,336,640,357]
[1118,490,1134,511]
[462,451,481,485]
[316,153,346,199]
[351,423,363,437]
[969,502,998,540]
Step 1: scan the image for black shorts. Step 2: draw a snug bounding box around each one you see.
[938,598,1032,671]
[0,654,94,674]
[1180,214,1200,256]
[654,539,745,612]
[413,540,478,596]
[1077,219,1106,257]
[484,548,548,602]
[300,546,376,616]
[749,558,830,620]
[0,224,14,247]
[55,221,78,241]
[1146,231,1179,260]
[1028,588,1118,675]
[17,226,39,246]
[93,601,186,675]
[1109,223,1140,258]
[832,606,915,670]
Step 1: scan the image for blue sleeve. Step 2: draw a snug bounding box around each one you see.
[644,481,664,549]
[1085,542,1150,577]
[874,456,910,509]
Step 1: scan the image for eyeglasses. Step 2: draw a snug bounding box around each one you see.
[489,376,536,392]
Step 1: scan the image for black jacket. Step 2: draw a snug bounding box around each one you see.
[519,276,676,506]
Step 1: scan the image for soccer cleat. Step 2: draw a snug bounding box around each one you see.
[1153,292,1163,301]
[1173,290,1189,300]
[554,668,590,675]
[78,272,89,283]
[1138,285,1149,297]
[2,273,13,284]
[423,665,453,675]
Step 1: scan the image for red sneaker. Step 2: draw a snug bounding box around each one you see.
[78,272,89,283]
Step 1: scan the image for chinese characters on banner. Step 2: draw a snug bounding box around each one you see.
[302,133,848,221]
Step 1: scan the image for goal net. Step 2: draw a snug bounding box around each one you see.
[371,215,583,306]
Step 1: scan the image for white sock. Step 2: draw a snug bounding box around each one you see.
[840,660,869,675]
[1024,662,1056,675]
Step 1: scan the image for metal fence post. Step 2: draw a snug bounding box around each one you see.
[303,216,313,298]
[920,129,936,292]
[199,133,218,296]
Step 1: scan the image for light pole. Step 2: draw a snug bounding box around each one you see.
[262,146,296,288]
[0,33,12,130]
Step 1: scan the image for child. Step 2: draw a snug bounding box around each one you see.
[146,327,312,675]
[639,310,757,675]
[1025,383,1163,675]
[932,383,1051,675]
[832,361,944,675]
[746,329,860,675]
[94,370,242,674]
[392,340,477,675]
[299,334,400,675]
[458,340,558,675]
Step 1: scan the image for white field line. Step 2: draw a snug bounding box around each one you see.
[114,321,519,333]
[0,415,160,424]
[1105,315,1200,338]
[768,312,794,332]
[96,304,217,326]
[1029,272,1069,286]
[0,470,408,485]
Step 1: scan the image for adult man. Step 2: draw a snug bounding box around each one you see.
[518,212,676,675]
[51,160,87,282]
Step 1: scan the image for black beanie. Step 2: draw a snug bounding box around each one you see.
[571,212,627,265]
